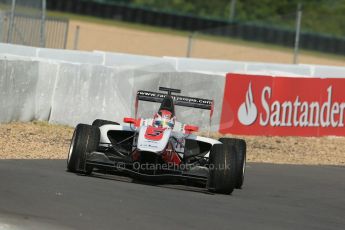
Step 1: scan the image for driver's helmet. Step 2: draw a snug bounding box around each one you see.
[153,110,175,129]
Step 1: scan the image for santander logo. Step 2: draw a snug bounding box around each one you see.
[237,82,258,125]
[220,74,345,136]
[237,82,345,128]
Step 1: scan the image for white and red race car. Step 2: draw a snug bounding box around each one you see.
[67,87,246,194]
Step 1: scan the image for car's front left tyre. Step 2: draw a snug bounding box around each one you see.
[219,138,247,189]
[207,143,237,194]
[67,124,100,174]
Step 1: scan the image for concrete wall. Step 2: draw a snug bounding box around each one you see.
[96,51,176,68]
[1,42,344,76]
[0,59,39,122]
[0,43,37,57]
[0,54,224,131]
[0,43,344,131]
[37,48,104,65]
[0,58,59,123]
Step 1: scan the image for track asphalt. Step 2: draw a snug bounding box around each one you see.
[0,160,344,230]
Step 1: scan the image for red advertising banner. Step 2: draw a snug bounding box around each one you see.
[219,73,345,136]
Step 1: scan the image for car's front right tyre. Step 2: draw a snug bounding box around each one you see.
[92,119,119,127]
[67,124,100,174]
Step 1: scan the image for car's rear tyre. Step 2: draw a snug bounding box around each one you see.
[207,143,237,194]
[67,124,100,174]
[92,119,119,127]
[219,138,246,189]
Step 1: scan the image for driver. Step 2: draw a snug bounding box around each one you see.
[153,110,175,129]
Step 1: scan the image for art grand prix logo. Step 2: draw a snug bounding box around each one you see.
[237,82,258,126]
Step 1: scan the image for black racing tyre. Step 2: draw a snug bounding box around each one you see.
[207,143,237,194]
[92,119,120,127]
[67,124,100,174]
[219,138,247,189]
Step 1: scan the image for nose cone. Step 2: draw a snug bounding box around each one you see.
[137,126,172,154]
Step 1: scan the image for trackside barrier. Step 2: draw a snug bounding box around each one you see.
[0,58,58,123]
[0,43,37,57]
[0,59,40,122]
[220,73,345,136]
[1,43,344,76]
[37,48,104,65]
[95,51,176,69]
[0,56,225,131]
[48,64,225,130]
[0,43,345,134]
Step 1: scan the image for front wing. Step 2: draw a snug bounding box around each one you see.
[86,151,209,185]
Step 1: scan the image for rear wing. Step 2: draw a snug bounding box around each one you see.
[137,91,213,110]
[135,88,214,131]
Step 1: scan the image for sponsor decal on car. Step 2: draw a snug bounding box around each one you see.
[219,74,345,136]
[137,91,213,110]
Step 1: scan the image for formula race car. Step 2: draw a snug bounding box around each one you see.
[67,87,246,194]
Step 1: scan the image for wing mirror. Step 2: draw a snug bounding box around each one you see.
[124,117,140,127]
[184,125,199,133]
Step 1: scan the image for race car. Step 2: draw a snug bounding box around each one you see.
[67,87,246,194]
